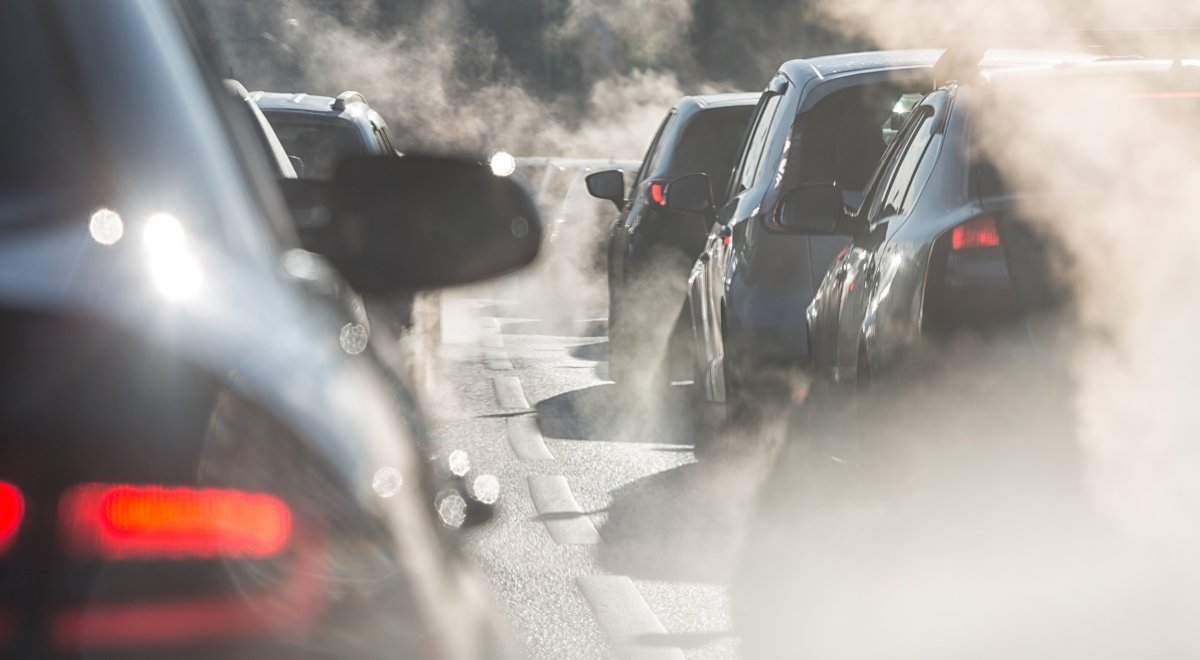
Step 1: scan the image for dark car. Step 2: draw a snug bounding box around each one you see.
[668,50,1098,422]
[0,1,539,657]
[585,93,758,387]
[802,54,1200,418]
[252,90,400,179]
[253,91,430,331]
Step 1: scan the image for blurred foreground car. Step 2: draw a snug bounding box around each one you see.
[585,93,757,387]
[0,1,539,657]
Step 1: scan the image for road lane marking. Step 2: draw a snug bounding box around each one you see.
[576,575,685,660]
[492,375,530,409]
[506,416,554,461]
[485,349,514,371]
[527,475,598,544]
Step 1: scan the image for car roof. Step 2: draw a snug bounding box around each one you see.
[249,90,371,120]
[780,48,1102,86]
[685,92,762,109]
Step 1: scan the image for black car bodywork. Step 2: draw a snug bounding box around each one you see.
[0,1,536,657]
[589,93,758,385]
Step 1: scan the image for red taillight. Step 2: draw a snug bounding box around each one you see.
[649,181,666,206]
[951,215,1001,250]
[61,484,291,559]
[0,482,23,554]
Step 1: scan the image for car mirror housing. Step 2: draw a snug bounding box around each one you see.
[663,172,713,214]
[585,169,626,210]
[292,154,541,294]
[776,183,850,235]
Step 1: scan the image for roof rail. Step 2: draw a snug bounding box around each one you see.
[331,90,367,111]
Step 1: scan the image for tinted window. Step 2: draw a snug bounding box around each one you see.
[669,106,756,205]
[793,83,927,195]
[634,112,674,190]
[879,108,935,216]
[736,94,782,193]
[860,104,927,220]
[265,115,365,180]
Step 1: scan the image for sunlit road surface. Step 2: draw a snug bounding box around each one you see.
[425,279,764,660]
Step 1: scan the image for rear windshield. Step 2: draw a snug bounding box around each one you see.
[668,106,755,204]
[263,115,365,180]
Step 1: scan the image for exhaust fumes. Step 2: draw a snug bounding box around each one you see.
[731,1,1200,658]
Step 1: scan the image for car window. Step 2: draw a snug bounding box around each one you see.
[734,93,782,195]
[860,104,927,221]
[669,106,756,206]
[265,116,365,180]
[878,108,935,217]
[791,83,928,195]
[633,112,674,191]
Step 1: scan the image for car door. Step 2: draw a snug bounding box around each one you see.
[835,100,942,382]
[691,83,784,397]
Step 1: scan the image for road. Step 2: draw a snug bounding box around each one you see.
[421,276,778,660]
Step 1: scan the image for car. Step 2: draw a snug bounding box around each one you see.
[0,1,539,657]
[585,93,758,388]
[233,78,497,518]
[251,89,400,179]
[799,52,1200,439]
[253,89,440,337]
[665,49,1099,433]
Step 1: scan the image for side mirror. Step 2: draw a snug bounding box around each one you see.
[297,154,540,294]
[776,183,849,234]
[585,169,626,210]
[663,172,713,214]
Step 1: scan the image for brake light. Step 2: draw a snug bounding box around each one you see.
[61,484,291,559]
[951,215,1001,250]
[0,482,23,554]
[649,181,666,206]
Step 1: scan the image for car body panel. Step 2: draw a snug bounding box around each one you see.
[0,1,507,656]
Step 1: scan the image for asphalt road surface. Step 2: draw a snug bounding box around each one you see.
[422,275,781,660]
